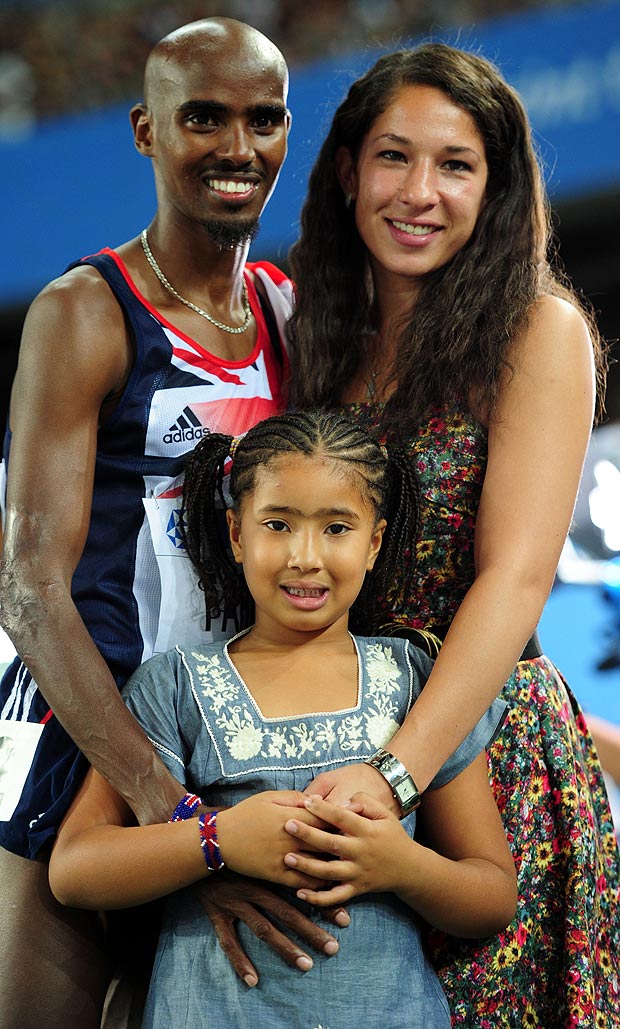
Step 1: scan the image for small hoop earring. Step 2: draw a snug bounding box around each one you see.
[344,193,354,209]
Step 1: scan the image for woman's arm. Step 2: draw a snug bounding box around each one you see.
[50,767,335,911]
[283,753,517,938]
[308,295,595,805]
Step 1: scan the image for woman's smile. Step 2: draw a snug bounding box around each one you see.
[338,83,488,294]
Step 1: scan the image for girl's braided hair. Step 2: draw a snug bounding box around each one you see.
[180,409,419,635]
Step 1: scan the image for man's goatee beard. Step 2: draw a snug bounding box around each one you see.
[204,218,260,251]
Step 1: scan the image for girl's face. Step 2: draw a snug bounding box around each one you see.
[227,453,385,641]
[337,84,488,300]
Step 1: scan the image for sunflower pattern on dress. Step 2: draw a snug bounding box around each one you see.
[344,401,620,1028]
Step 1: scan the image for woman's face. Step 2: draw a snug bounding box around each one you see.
[337,84,489,298]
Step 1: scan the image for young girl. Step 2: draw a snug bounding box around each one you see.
[49,410,515,1029]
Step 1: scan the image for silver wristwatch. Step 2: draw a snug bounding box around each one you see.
[365,748,421,816]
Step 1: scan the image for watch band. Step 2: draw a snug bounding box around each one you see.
[365,748,421,816]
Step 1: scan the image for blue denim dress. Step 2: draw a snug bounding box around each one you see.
[123,633,506,1029]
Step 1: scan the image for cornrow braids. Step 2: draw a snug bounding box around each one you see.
[180,410,420,633]
[180,433,242,617]
[349,439,420,635]
[228,409,386,511]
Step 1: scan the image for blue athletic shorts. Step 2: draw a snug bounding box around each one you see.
[0,656,88,859]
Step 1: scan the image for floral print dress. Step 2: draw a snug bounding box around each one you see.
[346,401,620,1029]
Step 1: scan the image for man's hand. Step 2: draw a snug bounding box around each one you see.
[195,872,349,987]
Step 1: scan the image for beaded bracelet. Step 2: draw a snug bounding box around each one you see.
[169,792,203,822]
[198,811,225,872]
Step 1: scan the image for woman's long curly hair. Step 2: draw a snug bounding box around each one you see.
[288,42,607,433]
[180,409,420,635]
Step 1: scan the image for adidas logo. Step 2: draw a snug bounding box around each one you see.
[163,406,210,445]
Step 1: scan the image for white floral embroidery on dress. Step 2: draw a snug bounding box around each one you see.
[364,644,402,746]
[365,643,401,694]
[215,706,265,760]
[191,641,406,763]
[338,713,365,752]
[194,652,239,714]
[366,711,401,749]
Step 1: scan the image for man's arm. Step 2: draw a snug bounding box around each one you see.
[0,268,184,824]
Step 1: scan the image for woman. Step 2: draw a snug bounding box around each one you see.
[285,42,619,1027]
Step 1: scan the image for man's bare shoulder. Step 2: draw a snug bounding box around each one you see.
[16,262,133,404]
[31,262,125,325]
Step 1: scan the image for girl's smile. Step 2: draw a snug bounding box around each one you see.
[280,582,330,611]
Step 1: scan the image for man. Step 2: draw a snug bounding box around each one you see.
[0,19,337,1027]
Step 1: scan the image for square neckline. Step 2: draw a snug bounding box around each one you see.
[222,628,364,723]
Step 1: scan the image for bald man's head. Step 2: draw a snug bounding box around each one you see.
[144,17,288,111]
[131,17,290,250]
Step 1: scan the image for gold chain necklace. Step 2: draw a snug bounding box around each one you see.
[140,230,252,334]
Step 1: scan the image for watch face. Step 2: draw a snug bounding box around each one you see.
[398,779,418,804]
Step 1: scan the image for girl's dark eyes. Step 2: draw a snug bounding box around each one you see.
[263,520,350,535]
[325,523,350,536]
[264,519,289,532]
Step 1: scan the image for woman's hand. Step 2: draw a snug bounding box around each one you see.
[282,792,411,905]
[194,872,348,987]
[303,762,399,814]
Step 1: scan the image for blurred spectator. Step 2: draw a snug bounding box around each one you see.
[0,53,35,140]
[0,0,594,122]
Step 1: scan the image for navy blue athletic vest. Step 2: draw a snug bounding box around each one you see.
[0,248,293,856]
